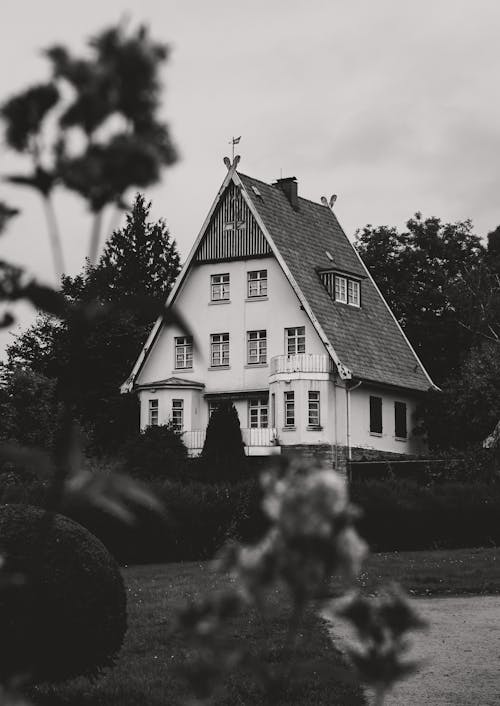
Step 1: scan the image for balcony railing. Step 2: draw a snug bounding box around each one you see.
[270,353,334,375]
[183,427,278,453]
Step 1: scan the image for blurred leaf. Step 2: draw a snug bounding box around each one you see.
[0,202,19,234]
[0,262,70,318]
[63,470,165,525]
[0,312,15,328]
[1,83,59,152]
[5,167,56,197]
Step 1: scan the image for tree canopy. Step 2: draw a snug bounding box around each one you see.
[355,213,486,384]
[4,194,181,453]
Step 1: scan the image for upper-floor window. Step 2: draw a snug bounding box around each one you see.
[248,398,268,428]
[334,275,360,306]
[247,330,267,365]
[286,326,306,355]
[171,399,184,432]
[148,399,159,426]
[320,271,361,307]
[369,395,383,434]
[394,401,407,439]
[247,269,268,298]
[284,391,295,427]
[210,273,230,301]
[210,332,230,367]
[308,391,321,427]
[175,336,193,369]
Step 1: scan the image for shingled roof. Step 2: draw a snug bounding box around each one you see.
[238,172,433,392]
[123,165,434,394]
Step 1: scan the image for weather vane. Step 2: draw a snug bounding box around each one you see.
[223,135,242,170]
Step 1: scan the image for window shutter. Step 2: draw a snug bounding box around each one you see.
[369,396,383,434]
[395,401,407,438]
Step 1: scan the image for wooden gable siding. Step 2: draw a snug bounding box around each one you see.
[195,182,271,262]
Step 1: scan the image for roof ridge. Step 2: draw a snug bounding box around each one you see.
[238,172,331,210]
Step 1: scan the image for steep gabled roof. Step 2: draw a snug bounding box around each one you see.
[122,164,434,393]
[238,173,434,392]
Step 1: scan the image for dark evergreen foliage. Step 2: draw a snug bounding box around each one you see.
[123,423,188,480]
[0,504,126,683]
[201,402,246,480]
[4,195,181,453]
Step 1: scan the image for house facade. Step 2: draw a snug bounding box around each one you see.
[122,159,436,469]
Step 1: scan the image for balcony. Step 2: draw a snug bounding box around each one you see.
[270,353,334,376]
[183,428,280,457]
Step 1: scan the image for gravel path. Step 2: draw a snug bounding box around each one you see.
[326,595,500,705]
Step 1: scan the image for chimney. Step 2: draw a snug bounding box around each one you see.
[274,176,299,210]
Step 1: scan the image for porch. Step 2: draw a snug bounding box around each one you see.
[183,427,281,457]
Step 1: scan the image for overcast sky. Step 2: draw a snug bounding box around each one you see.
[1,0,500,354]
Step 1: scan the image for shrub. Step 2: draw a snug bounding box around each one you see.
[351,479,500,551]
[0,504,127,683]
[123,423,188,480]
[201,402,246,481]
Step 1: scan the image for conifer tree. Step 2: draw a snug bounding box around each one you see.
[201,402,246,480]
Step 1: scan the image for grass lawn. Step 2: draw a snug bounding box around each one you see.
[32,561,364,706]
[333,546,500,597]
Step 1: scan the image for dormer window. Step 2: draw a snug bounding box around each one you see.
[320,271,360,307]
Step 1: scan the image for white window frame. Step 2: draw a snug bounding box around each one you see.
[347,279,360,307]
[247,269,268,298]
[174,336,193,369]
[148,399,159,426]
[308,391,321,427]
[208,401,219,418]
[335,276,347,303]
[247,330,267,365]
[248,398,268,428]
[171,399,184,432]
[210,273,230,301]
[284,391,295,427]
[286,326,306,355]
[210,332,230,367]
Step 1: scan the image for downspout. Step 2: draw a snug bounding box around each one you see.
[333,378,338,471]
[346,380,362,479]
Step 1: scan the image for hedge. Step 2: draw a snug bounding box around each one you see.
[351,479,500,551]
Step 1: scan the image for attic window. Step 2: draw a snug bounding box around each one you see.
[320,272,360,307]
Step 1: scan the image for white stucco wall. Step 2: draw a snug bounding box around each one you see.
[336,383,426,456]
[137,256,327,424]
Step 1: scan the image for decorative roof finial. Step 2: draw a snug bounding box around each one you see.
[321,194,338,210]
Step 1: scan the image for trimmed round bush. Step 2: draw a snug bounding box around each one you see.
[0,504,127,683]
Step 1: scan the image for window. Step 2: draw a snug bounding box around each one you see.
[347,279,360,306]
[210,332,230,367]
[175,336,193,369]
[394,401,407,439]
[247,330,267,364]
[335,276,347,303]
[210,273,230,301]
[148,399,158,426]
[284,391,295,427]
[247,269,268,298]
[321,272,361,307]
[369,395,383,434]
[286,326,306,354]
[171,399,184,432]
[248,398,268,428]
[208,401,219,418]
[308,391,321,427]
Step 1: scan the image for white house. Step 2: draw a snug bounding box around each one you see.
[122,158,436,469]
